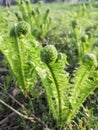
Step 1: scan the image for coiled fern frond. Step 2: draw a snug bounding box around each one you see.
[0,22,40,94]
[67,53,98,123]
[40,45,58,64]
[10,21,31,37]
[40,45,71,126]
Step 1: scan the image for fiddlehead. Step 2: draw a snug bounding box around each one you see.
[10,21,31,37]
[82,53,97,67]
[0,20,39,95]
[40,45,58,64]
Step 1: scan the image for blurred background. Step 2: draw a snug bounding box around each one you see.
[0,0,96,6]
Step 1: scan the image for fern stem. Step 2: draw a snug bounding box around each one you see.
[15,28,26,93]
[47,64,62,124]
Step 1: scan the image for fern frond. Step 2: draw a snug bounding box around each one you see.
[67,54,98,123]
[40,45,71,125]
[0,34,40,94]
[47,61,71,122]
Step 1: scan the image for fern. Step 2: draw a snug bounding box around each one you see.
[1,30,98,125]
[15,0,51,39]
[39,45,98,128]
[0,31,98,129]
[0,23,41,94]
[67,53,98,123]
[40,45,71,127]
[0,3,98,128]
[16,0,33,28]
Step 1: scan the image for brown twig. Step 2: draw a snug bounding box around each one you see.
[0,109,18,125]
[0,99,48,129]
[0,84,48,128]
[0,99,35,122]
[0,68,9,72]
[0,85,24,109]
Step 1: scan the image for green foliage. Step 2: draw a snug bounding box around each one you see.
[0,2,98,130]
[39,44,98,128]
[39,47,70,127]
[15,0,51,39]
[0,24,41,94]
[67,53,98,123]
[1,24,98,127]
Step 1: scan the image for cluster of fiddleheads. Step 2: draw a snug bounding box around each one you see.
[0,1,98,129]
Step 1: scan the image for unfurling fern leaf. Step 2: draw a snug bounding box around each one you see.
[40,45,71,127]
[67,53,98,123]
[10,21,31,37]
[16,21,31,37]
[82,53,97,67]
[0,33,40,94]
[40,45,58,64]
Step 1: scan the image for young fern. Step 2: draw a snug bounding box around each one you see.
[0,21,40,94]
[0,3,98,128]
[39,45,98,127]
[67,53,98,123]
[15,0,51,39]
[0,29,98,129]
[40,45,71,126]
[10,21,31,37]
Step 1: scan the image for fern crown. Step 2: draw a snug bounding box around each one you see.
[10,21,31,37]
[82,53,97,67]
[40,45,58,64]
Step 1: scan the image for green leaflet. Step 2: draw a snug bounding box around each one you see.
[67,61,98,123]
[0,35,40,93]
[47,61,71,122]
